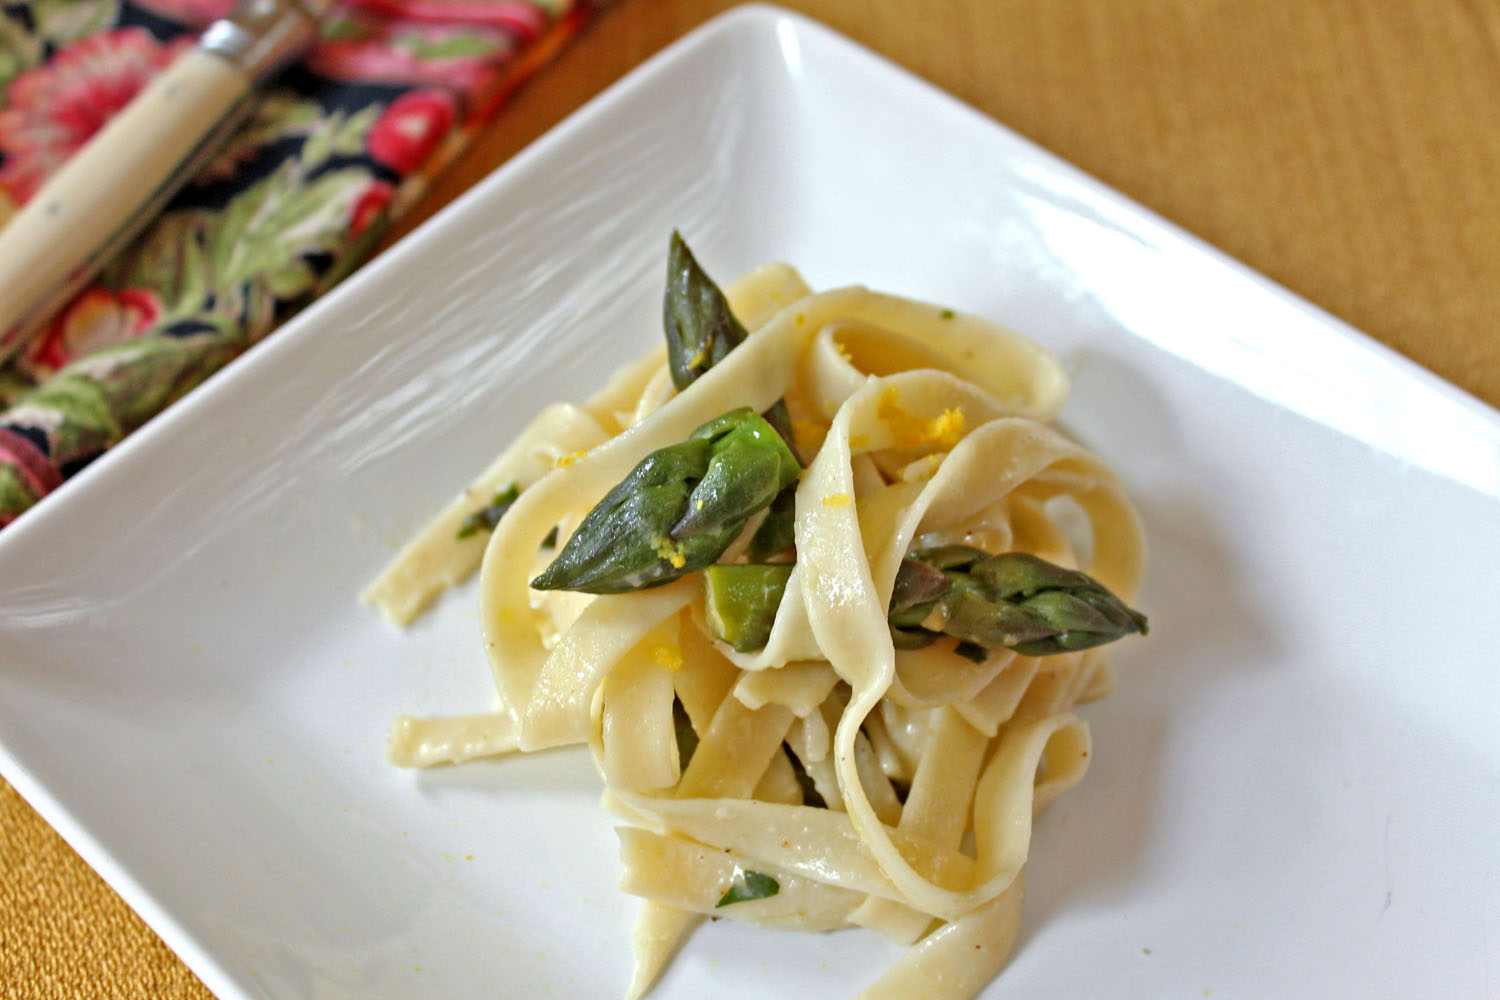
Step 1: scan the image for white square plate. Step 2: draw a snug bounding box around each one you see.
[2,6,1497,998]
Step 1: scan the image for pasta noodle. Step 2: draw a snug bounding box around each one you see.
[365,246,1147,998]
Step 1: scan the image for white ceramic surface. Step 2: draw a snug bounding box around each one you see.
[2,6,1497,999]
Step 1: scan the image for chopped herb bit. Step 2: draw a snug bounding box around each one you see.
[456,483,520,539]
[715,869,780,907]
[747,487,796,562]
[760,399,797,453]
[541,526,559,549]
[953,640,989,664]
[940,308,955,319]
[673,697,698,769]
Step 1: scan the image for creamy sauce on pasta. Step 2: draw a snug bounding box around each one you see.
[365,261,1146,999]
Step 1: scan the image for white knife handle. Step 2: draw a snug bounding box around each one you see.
[0,48,250,361]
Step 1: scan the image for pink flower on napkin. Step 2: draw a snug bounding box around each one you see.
[304,1,549,98]
[24,287,165,379]
[350,179,395,237]
[309,29,512,96]
[366,89,455,174]
[0,29,192,204]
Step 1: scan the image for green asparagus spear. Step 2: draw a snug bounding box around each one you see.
[891,546,1148,656]
[704,563,794,651]
[664,231,749,390]
[706,548,1146,657]
[531,408,801,594]
[666,233,802,557]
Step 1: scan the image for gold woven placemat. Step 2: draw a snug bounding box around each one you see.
[1,781,208,999]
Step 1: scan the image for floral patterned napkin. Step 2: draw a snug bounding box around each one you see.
[0,0,597,527]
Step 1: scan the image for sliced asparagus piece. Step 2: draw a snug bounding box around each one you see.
[704,563,794,652]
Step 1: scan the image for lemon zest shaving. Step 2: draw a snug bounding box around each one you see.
[650,643,684,672]
[877,386,965,449]
[652,536,687,569]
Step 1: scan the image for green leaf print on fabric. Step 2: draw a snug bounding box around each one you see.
[68,335,239,431]
[14,331,240,475]
[31,0,120,50]
[103,212,208,326]
[403,34,502,60]
[0,13,44,93]
[103,105,376,339]
[0,369,32,408]
[9,374,120,463]
[205,160,371,328]
[0,463,32,518]
[196,90,325,184]
[300,102,379,165]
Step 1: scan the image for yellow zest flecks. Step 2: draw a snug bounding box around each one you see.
[795,313,806,326]
[929,408,965,445]
[652,536,688,569]
[822,493,852,508]
[877,386,965,449]
[849,432,870,450]
[556,450,587,468]
[793,419,823,442]
[833,337,853,363]
[650,642,684,672]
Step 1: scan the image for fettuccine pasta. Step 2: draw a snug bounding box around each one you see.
[365,245,1146,999]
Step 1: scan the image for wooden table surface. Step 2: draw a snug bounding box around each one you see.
[3,0,1497,996]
